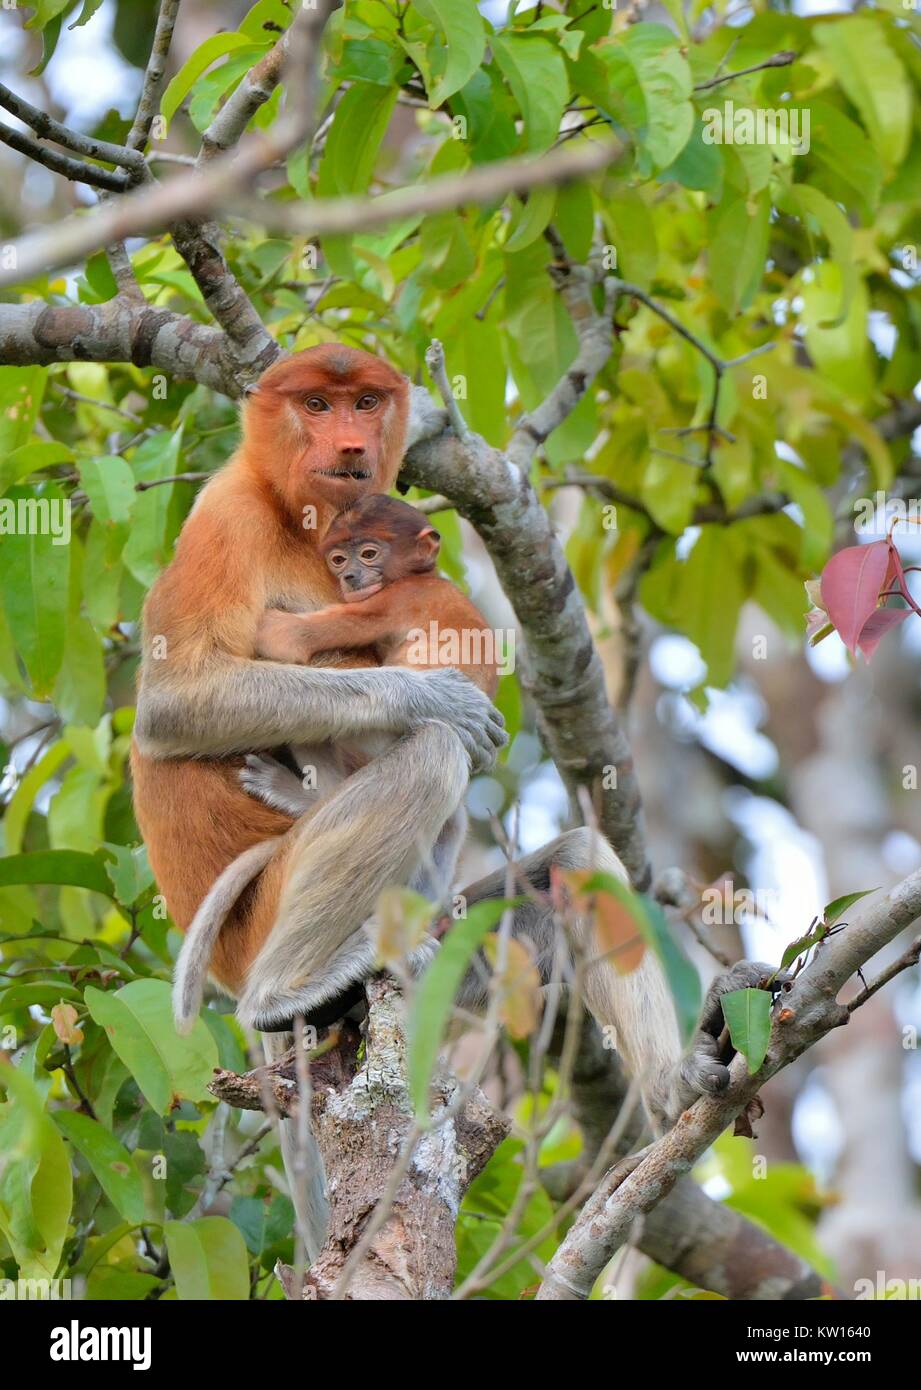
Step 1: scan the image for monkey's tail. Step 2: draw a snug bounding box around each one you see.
[172,836,284,1034]
[263,1031,329,1263]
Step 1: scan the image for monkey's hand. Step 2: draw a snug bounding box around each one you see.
[408,668,507,773]
[254,609,320,664]
[665,960,792,1122]
[240,753,316,817]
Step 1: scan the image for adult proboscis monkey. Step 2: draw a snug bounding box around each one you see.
[130,345,769,1257]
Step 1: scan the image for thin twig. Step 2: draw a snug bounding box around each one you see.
[425,339,470,443]
[847,934,921,1012]
[693,50,797,92]
[125,0,181,154]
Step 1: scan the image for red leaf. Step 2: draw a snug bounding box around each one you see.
[884,542,906,592]
[856,605,912,660]
[820,541,890,654]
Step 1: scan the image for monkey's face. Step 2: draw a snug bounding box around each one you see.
[324,537,392,602]
[322,498,441,601]
[244,347,410,518]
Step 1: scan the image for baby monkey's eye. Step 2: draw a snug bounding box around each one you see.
[305,396,330,413]
[327,552,347,568]
[359,547,380,562]
[356,393,380,411]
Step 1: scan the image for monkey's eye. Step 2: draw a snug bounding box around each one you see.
[359,546,380,563]
[305,396,331,413]
[355,393,380,411]
[327,552,347,569]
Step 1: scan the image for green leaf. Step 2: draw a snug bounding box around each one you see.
[457,1138,558,1299]
[230,1193,294,1257]
[779,920,828,973]
[708,189,770,316]
[85,1267,161,1300]
[0,485,70,696]
[815,17,911,169]
[599,24,693,173]
[78,456,135,526]
[84,980,218,1116]
[641,454,697,535]
[682,525,746,688]
[102,843,155,908]
[316,84,398,197]
[800,264,872,406]
[407,900,512,1119]
[160,32,256,124]
[122,427,183,588]
[0,850,114,897]
[413,0,486,108]
[0,367,46,456]
[3,741,71,856]
[163,1217,250,1300]
[0,1060,73,1280]
[53,616,106,729]
[823,888,878,927]
[806,101,882,216]
[53,1111,146,1224]
[786,185,856,328]
[68,0,104,28]
[491,33,569,154]
[721,987,772,1074]
[0,441,74,496]
[604,188,657,292]
[504,187,556,255]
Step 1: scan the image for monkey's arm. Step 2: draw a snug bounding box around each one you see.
[134,658,504,770]
[255,605,404,664]
[134,490,504,768]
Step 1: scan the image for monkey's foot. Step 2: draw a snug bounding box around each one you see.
[240,753,312,817]
[666,959,791,1122]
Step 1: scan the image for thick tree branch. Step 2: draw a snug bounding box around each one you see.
[0,297,250,395]
[536,870,921,1298]
[210,980,509,1300]
[404,299,652,888]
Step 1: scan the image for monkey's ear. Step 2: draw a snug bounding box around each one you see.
[242,382,260,398]
[416,525,441,564]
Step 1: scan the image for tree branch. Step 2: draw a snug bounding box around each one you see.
[0,133,620,292]
[536,870,921,1298]
[0,81,147,178]
[693,50,797,92]
[210,981,509,1300]
[125,0,181,154]
[403,303,652,888]
[0,297,250,395]
[543,1022,838,1299]
[0,120,129,192]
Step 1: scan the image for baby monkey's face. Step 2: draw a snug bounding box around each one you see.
[324,536,392,603]
[320,496,442,602]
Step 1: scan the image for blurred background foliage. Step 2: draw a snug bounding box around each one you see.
[0,0,920,1299]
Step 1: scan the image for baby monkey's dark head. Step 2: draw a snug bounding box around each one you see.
[320,494,441,603]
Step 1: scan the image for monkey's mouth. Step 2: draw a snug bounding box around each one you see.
[314,467,373,482]
[342,581,383,602]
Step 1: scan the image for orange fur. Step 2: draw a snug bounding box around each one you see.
[130,346,489,1000]
[254,495,499,698]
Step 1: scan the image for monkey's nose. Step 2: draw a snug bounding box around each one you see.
[343,570,359,586]
[337,443,366,457]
